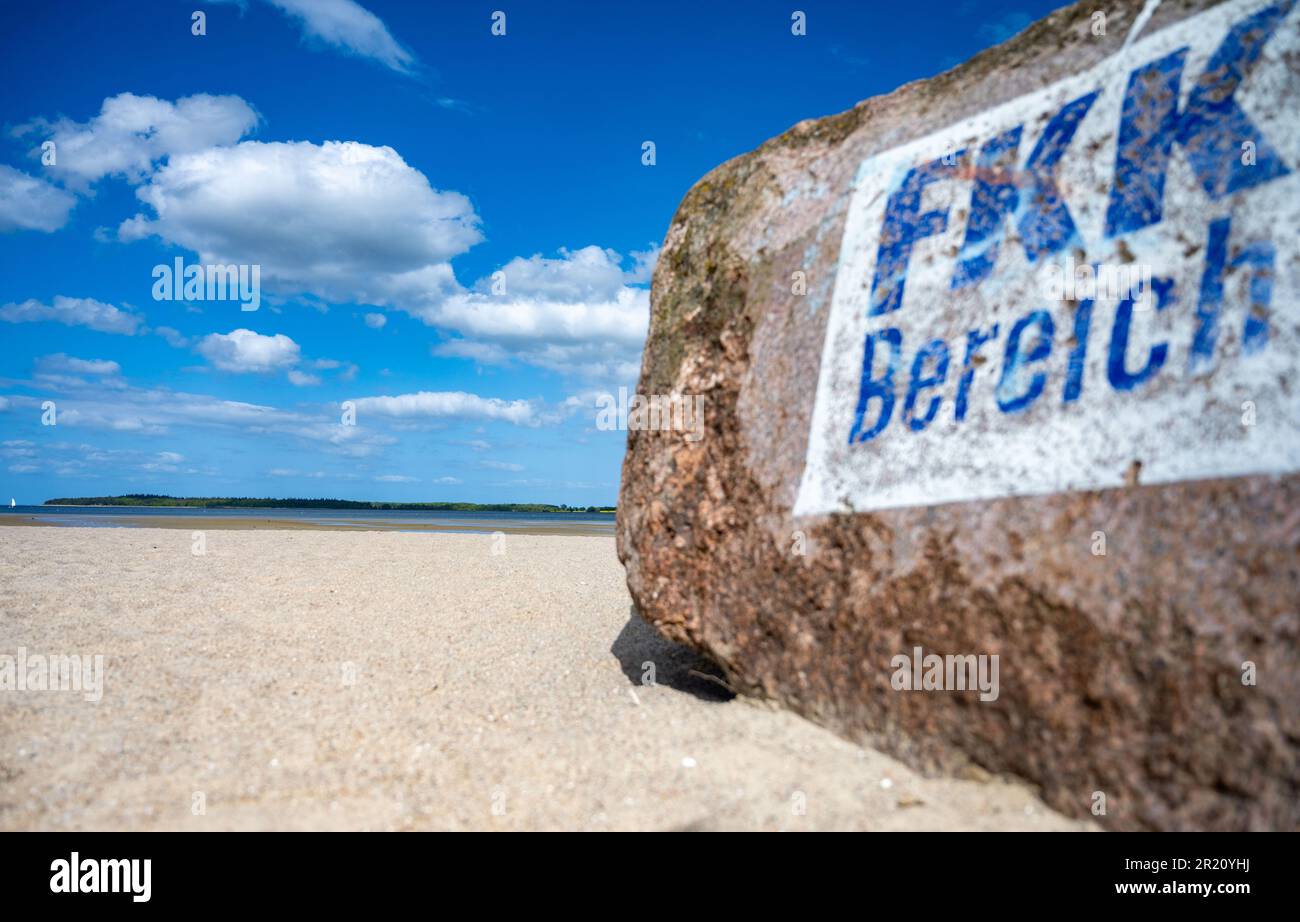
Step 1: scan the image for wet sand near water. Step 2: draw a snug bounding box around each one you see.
[0,513,613,537]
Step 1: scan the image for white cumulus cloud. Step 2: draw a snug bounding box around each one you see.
[197,329,301,373]
[0,295,143,334]
[0,165,77,232]
[119,140,482,306]
[426,246,655,379]
[349,391,540,426]
[81,111,652,382]
[17,92,259,188]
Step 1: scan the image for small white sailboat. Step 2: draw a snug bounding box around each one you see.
[8,498,14,508]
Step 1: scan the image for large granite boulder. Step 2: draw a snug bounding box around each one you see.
[617,0,1300,830]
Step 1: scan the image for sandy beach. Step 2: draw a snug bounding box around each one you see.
[0,527,1091,831]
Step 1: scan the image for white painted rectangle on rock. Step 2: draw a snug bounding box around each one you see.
[796,0,1300,516]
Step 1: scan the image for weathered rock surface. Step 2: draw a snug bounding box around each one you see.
[618,0,1300,830]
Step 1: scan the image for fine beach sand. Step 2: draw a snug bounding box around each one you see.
[0,527,1092,831]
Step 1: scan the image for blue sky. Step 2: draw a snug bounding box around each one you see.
[0,0,1062,505]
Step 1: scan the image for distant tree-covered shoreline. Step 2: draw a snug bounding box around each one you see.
[43,494,616,514]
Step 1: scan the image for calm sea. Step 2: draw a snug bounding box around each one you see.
[2,505,615,536]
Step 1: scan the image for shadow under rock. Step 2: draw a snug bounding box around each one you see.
[610,607,736,703]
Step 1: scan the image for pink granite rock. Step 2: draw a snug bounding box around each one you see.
[617,0,1300,830]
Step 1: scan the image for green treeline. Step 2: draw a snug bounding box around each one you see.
[43,494,616,514]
